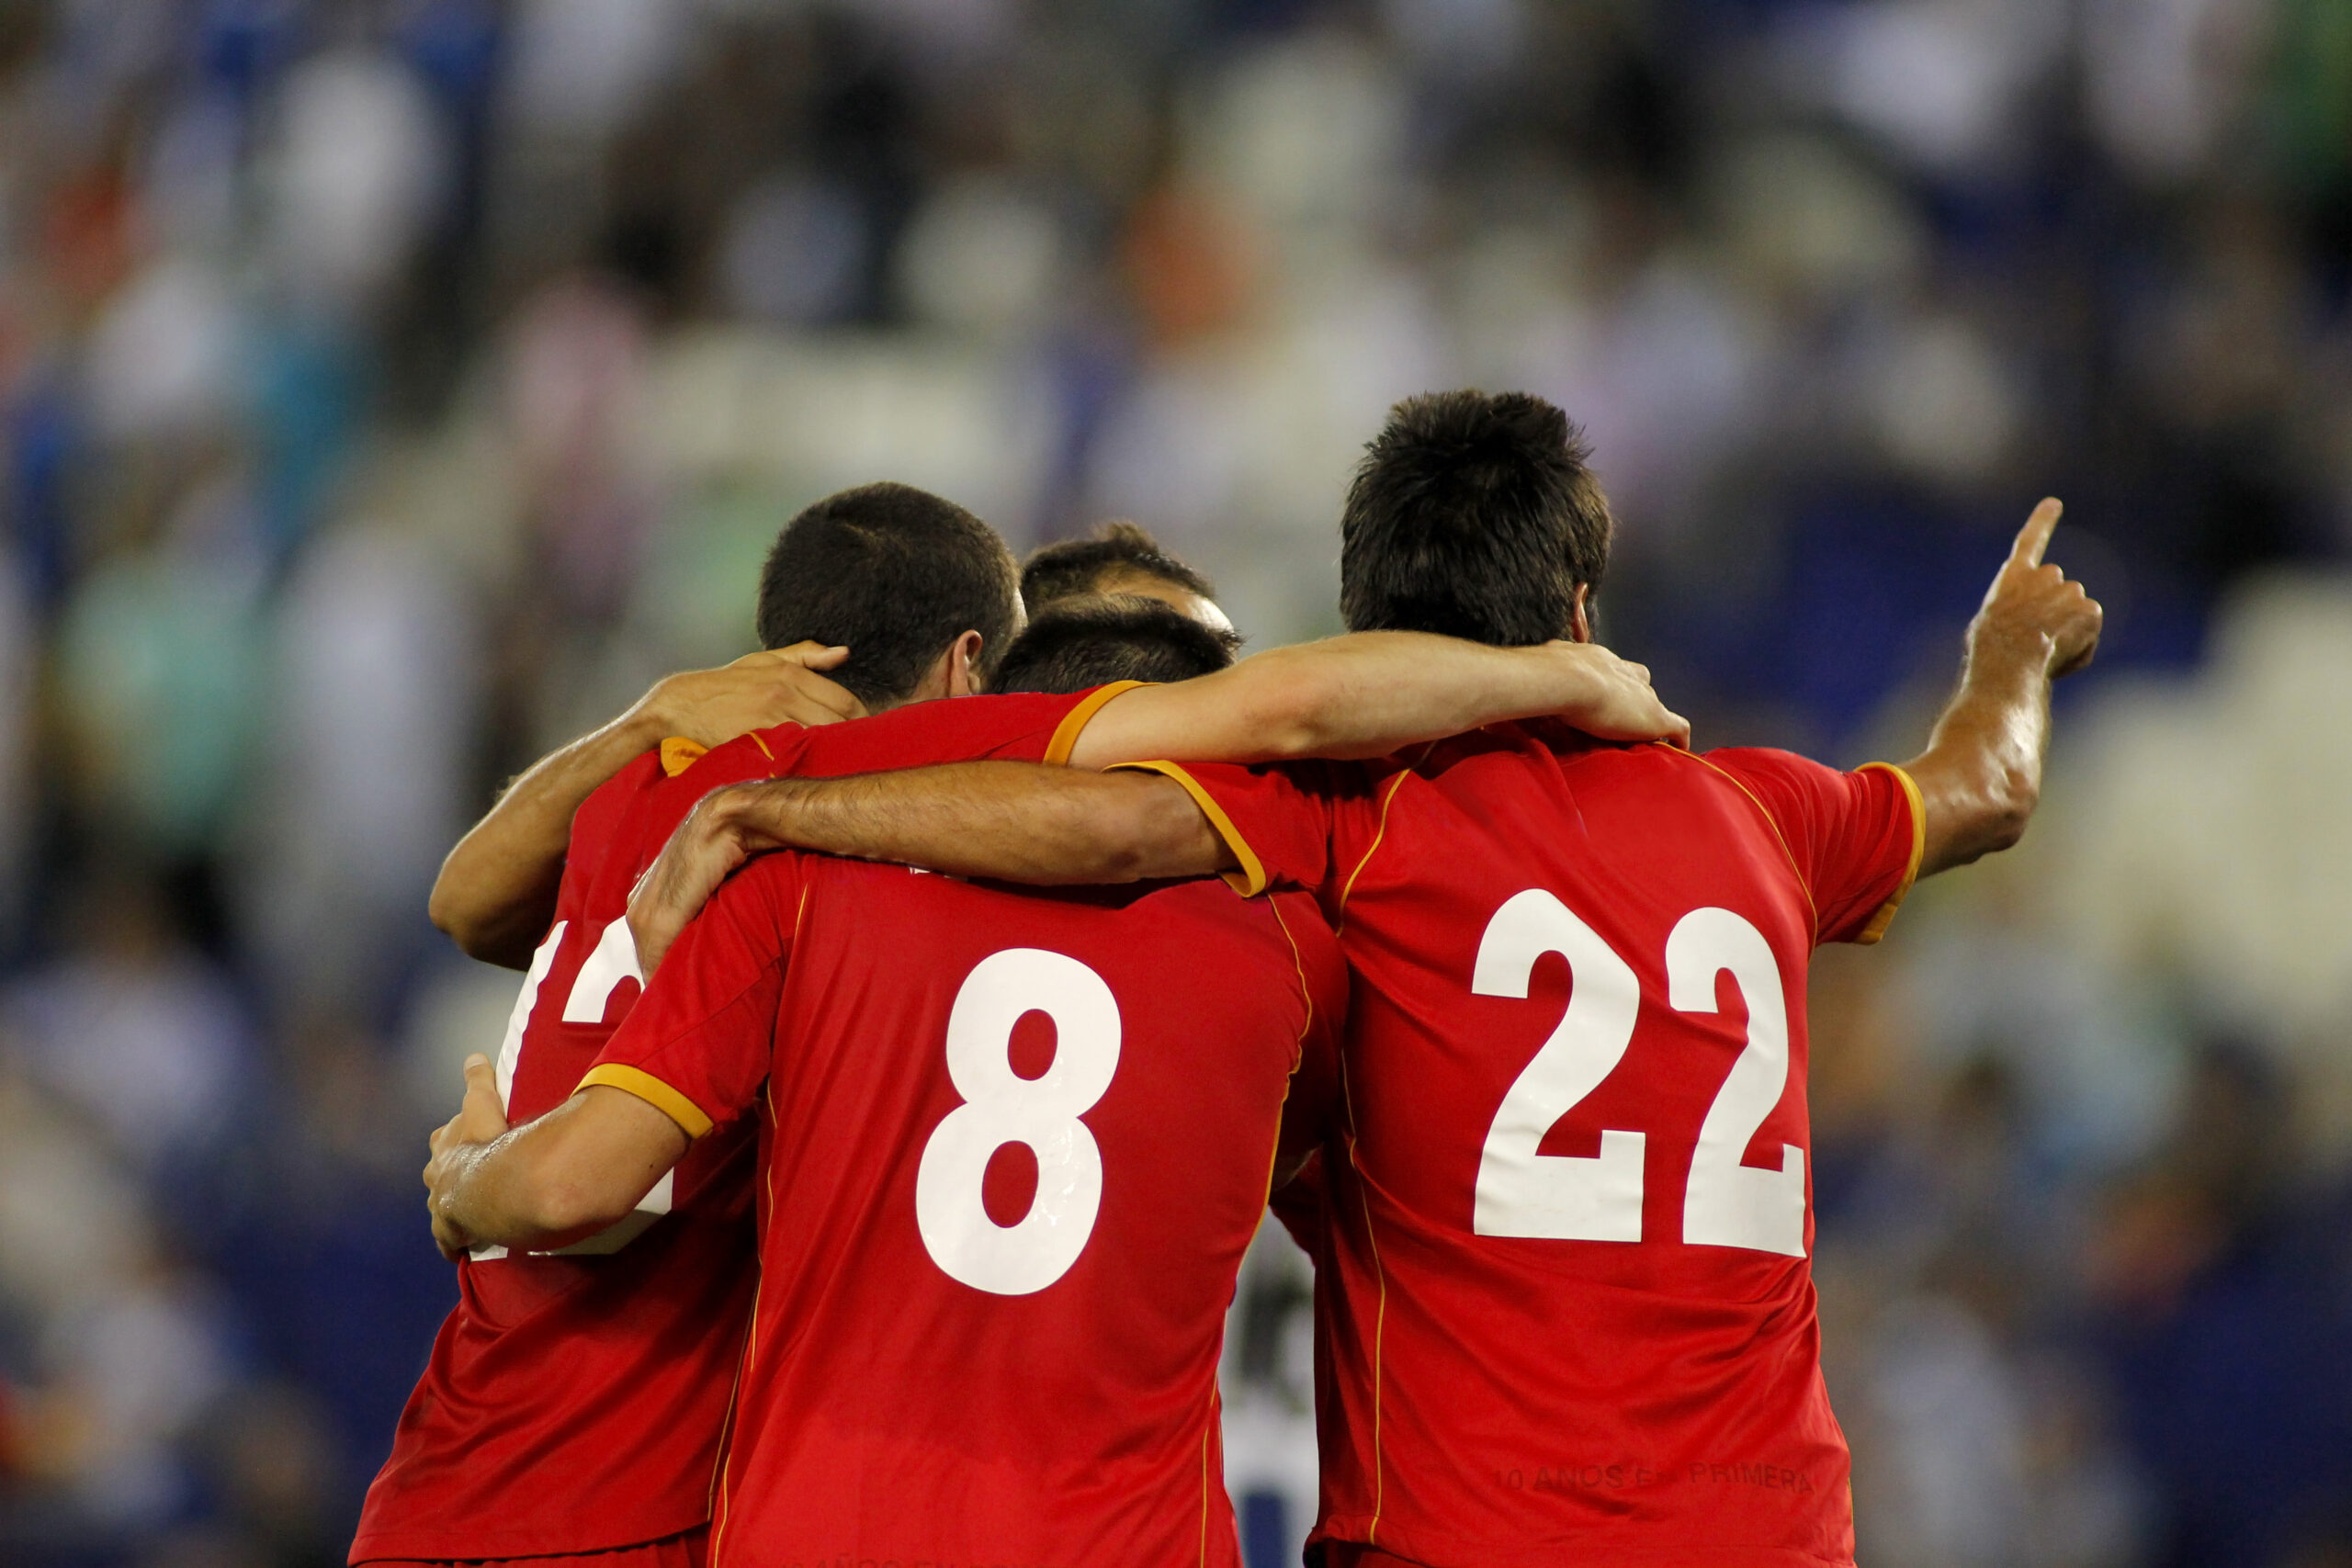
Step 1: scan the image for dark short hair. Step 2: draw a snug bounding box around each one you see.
[1339,390,1612,646]
[754,482,1022,707]
[993,596,1241,694]
[1021,521,1216,615]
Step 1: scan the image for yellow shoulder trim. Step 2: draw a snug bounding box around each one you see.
[578,1063,717,1139]
[1851,761,1927,945]
[1045,680,1148,766]
[660,738,709,777]
[1104,759,1266,896]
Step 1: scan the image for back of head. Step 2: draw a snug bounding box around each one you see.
[755,482,1023,708]
[1021,521,1217,616]
[1339,389,1612,646]
[993,596,1242,694]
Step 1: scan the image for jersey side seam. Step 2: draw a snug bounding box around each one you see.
[1335,1030,1390,1544]
[695,881,800,1568]
[1264,896,1316,1074]
[1335,766,1418,931]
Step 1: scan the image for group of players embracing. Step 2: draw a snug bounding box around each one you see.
[352,389,2104,1568]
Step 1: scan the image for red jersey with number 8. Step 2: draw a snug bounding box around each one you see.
[352,687,1137,1564]
[584,852,1345,1568]
[1126,728,1923,1568]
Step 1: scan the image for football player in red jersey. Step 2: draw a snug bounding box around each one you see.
[415,591,1680,1568]
[427,515,1236,973]
[625,392,2103,1568]
[366,479,1685,1568]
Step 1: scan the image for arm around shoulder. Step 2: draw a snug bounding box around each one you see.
[1065,633,1686,769]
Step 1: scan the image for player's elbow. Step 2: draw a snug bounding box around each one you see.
[430,864,548,971]
[1058,778,1217,884]
[426,874,485,952]
[1231,649,1347,761]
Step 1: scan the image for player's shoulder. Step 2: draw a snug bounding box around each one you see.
[1686,744,1849,795]
[573,748,674,849]
[665,726,802,786]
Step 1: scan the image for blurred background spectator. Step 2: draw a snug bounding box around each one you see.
[0,3,2347,1566]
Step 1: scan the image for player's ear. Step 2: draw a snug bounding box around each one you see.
[947,629,986,697]
[1568,583,1593,645]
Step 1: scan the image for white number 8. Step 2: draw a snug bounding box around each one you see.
[916,948,1122,1296]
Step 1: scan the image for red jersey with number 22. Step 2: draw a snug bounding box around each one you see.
[351,687,1135,1564]
[584,846,1346,1568]
[1128,729,1923,1568]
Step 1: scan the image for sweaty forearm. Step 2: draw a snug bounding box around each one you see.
[1904,645,2050,875]
[431,712,666,967]
[715,765,1229,885]
[433,1092,676,1250]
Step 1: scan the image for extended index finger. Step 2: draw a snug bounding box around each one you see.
[2008,497,2063,569]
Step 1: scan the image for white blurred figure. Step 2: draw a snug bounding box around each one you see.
[1781,0,2066,181]
[242,526,482,1011]
[503,0,686,143]
[1188,32,1407,241]
[898,175,1067,340]
[1220,1217,1319,1568]
[1862,310,2025,488]
[2083,0,2271,187]
[37,1270,235,1528]
[266,51,452,319]
[0,1025,237,1529]
[1856,1293,2031,1568]
[83,258,240,443]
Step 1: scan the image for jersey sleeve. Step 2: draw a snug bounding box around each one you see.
[760,684,1146,777]
[1102,759,1352,897]
[580,854,808,1135]
[1703,749,1926,945]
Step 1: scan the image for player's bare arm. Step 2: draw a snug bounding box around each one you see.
[425,1054,691,1255]
[1063,629,1688,768]
[629,765,1219,973]
[622,632,1679,967]
[429,643,863,968]
[1901,498,2104,876]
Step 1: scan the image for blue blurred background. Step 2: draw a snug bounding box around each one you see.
[0,3,2349,1567]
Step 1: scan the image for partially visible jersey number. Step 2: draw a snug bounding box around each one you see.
[917,948,1121,1296]
[478,919,670,1261]
[1472,891,1805,1257]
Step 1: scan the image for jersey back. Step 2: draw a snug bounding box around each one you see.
[1140,730,1922,1568]
[351,688,1131,1563]
[587,854,1347,1568]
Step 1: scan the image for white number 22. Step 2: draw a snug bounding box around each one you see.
[916,948,1121,1296]
[1472,893,1806,1258]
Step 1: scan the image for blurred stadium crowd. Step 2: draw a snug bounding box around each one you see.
[0,2,2350,1567]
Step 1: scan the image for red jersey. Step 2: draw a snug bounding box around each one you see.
[583,854,1347,1567]
[1129,730,1923,1568]
[352,686,1137,1564]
